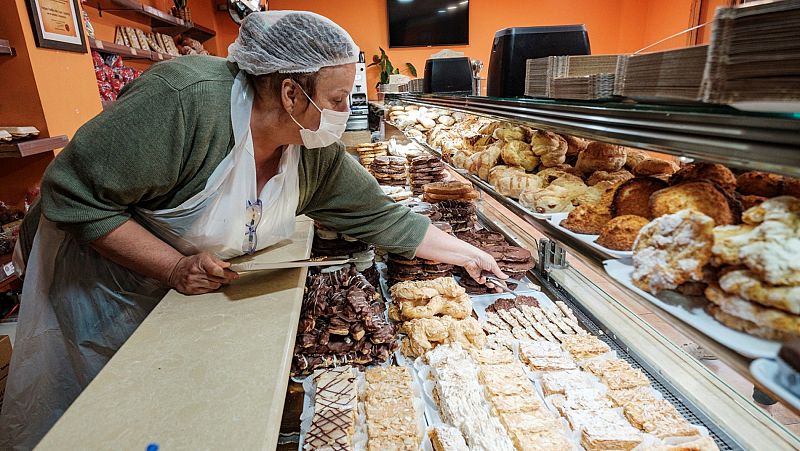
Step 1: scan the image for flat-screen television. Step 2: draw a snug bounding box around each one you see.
[387,0,469,48]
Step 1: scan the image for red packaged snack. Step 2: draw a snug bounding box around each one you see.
[102,65,113,81]
[91,50,104,67]
[94,65,106,81]
[110,78,123,93]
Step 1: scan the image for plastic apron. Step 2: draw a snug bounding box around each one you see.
[0,71,300,450]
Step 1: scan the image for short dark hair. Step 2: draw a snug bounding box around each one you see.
[248,71,319,111]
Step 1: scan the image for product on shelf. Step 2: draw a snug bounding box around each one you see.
[363,366,420,447]
[575,142,627,174]
[595,214,649,251]
[356,142,388,168]
[611,177,669,218]
[422,181,479,203]
[92,51,143,102]
[176,36,210,55]
[429,199,477,235]
[427,424,469,451]
[586,169,633,186]
[482,302,584,345]
[292,267,398,376]
[455,244,534,295]
[381,185,413,202]
[370,155,408,187]
[408,154,447,195]
[304,366,357,450]
[669,163,737,193]
[631,209,715,294]
[385,254,453,285]
[425,344,517,450]
[560,204,612,235]
[399,315,485,358]
[649,181,741,226]
[631,158,679,178]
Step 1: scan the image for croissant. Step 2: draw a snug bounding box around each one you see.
[500,140,539,171]
[520,184,575,214]
[531,130,568,167]
[467,143,502,181]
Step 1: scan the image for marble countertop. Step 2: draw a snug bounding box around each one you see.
[37,218,314,450]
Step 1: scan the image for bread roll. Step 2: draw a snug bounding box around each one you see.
[670,162,736,192]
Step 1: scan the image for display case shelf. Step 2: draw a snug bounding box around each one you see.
[0,38,15,56]
[0,135,68,158]
[89,38,151,59]
[399,94,800,178]
[385,116,800,420]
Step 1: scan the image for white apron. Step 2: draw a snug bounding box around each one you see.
[0,71,300,450]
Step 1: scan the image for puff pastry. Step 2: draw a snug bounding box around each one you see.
[501,140,539,171]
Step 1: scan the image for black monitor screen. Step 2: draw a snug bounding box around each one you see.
[387,0,469,48]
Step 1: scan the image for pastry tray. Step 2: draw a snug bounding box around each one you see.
[750,359,800,412]
[547,212,633,258]
[603,259,780,359]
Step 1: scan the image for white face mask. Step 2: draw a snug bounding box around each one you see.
[288,84,350,149]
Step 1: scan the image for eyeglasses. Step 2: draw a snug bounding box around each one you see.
[244,199,262,255]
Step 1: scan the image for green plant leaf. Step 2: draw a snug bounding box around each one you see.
[385,59,394,77]
[406,63,417,77]
[393,68,400,74]
[380,71,389,85]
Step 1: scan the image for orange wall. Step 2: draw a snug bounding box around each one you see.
[638,0,695,53]
[1,0,102,205]
[269,0,696,99]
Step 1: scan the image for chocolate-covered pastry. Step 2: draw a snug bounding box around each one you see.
[487,295,540,313]
[292,266,399,376]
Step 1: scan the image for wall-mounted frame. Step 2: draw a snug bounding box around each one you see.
[26,0,87,52]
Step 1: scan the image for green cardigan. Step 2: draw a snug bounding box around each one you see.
[21,55,428,260]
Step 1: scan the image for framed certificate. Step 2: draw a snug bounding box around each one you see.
[26,0,87,52]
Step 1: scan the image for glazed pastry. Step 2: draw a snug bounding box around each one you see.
[705,303,796,341]
[520,184,574,214]
[669,162,737,192]
[501,140,539,171]
[575,141,627,173]
[711,224,757,266]
[428,425,469,451]
[648,181,741,225]
[596,215,649,251]
[740,195,800,225]
[488,165,525,187]
[496,173,543,199]
[560,204,612,235]
[611,177,669,218]
[466,142,502,180]
[550,174,588,201]
[400,316,486,357]
[632,209,715,294]
[736,171,784,197]
[587,169,633,186]
[632,158,679,177]
[530,130,568,167]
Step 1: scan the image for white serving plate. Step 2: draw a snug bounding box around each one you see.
[547,212,633,259]
[603,259,781,359]
[750,359,800,411]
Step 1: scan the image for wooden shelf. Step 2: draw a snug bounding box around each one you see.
[0,135,68,158]
[149,50,176,62]
[81,0,215,41]
[0,38,14,56]
[89,38,152,59]
[181,22,216,42]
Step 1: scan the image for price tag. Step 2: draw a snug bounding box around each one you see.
[2,262,14,278]
[131,48,137,56]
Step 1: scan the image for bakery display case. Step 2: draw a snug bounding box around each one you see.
[381,93,800,450]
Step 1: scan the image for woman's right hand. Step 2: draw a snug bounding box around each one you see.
[168,253,239,295]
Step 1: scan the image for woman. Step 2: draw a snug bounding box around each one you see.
[0,11,505,449]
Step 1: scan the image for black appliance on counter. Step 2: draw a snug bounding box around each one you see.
[487,25,591,98]
[423,57,474,95]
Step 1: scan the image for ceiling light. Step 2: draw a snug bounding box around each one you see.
[447,5,456,10]
[459,1,468,4]
[438,9,446,13]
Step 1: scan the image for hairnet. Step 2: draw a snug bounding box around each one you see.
[228,10,360,75]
